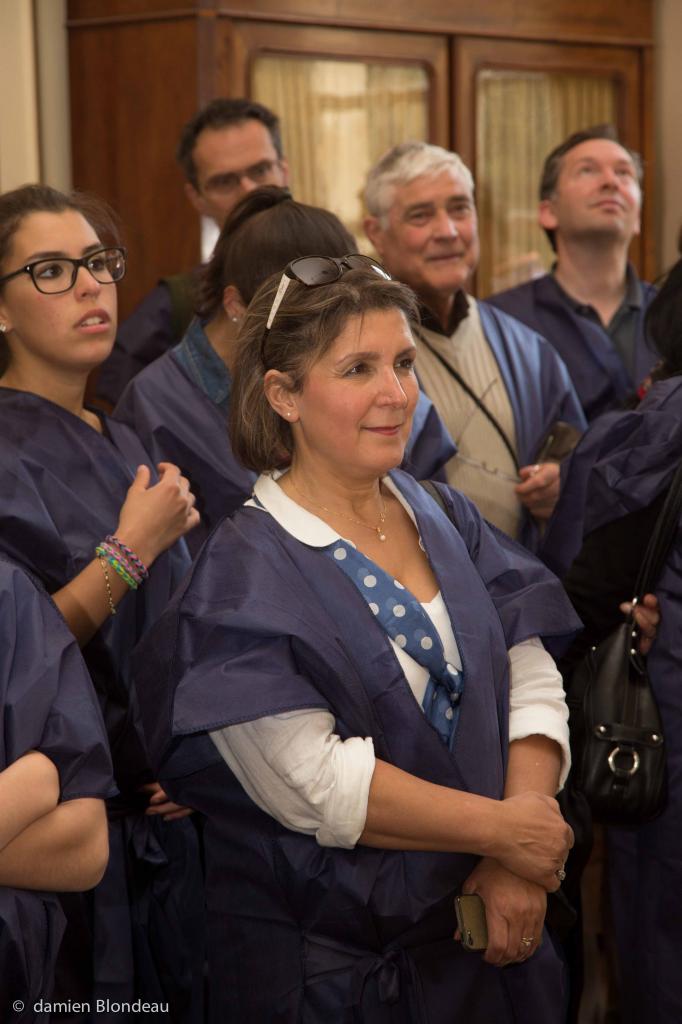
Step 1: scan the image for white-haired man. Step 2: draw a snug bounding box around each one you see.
[364,141,586,549]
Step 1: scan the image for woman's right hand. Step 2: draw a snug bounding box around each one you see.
[115,463,200,567]
[494,791,573,892]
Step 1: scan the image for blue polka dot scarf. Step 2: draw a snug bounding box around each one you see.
[324,540,464,749]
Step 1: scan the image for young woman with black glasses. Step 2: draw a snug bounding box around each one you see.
[0,185,204,1020]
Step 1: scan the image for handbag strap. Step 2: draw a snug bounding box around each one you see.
[414,328,520,472]
[634,458,682,598]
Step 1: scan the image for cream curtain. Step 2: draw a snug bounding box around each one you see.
[476,71,617,296]
[252,56,428,248]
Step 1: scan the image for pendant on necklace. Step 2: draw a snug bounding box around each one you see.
[378,531,387,542]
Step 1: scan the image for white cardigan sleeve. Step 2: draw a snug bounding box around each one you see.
[210,710,375,848]
[508,636,571,790]
[209,636,569,848]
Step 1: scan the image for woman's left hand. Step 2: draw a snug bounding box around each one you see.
[140,781,194,821]
[620,592,660,655]
[457,857,546,967]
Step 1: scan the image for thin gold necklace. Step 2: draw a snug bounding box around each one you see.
[290,477,388,541]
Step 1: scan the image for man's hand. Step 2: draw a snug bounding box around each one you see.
[515,462,561,521]
[620,593,661,655]
[140,781,194,822]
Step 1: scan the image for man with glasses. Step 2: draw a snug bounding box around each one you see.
[96,98,288,405]
[363,141,586,551]
[488,125,656,421]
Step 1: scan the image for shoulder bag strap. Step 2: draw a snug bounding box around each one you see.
[161,271,198,343]
[415,327,520,472]
[634,458,682,598]
[419,478,448,514]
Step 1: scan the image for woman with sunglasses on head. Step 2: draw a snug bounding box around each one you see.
[114,186,456,555]
[0,185,204,1020]
[135,258,580,1022]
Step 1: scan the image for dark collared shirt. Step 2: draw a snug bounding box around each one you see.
[419,289,470,338]
[171,316,232,413]
[550,264,643,378]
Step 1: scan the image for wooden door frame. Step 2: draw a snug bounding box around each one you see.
[452,35,654,281]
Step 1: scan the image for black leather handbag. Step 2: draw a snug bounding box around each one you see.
[566,459,682,827]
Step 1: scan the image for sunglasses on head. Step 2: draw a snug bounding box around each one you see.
[260,253,391,364]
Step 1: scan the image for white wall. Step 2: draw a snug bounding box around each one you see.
[0,1,40,190]
[0,0,70,193]
[656,0,682,269]
[34,0,72,190]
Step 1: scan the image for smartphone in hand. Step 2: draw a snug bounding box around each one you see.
[455,893,488,951]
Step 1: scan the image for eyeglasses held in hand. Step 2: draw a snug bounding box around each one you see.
[261,254,391,365]
[0,246,127,295]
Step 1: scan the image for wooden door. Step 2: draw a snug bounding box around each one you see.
[211,19,449,245]
[453,37,650,295]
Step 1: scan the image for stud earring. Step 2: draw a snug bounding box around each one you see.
[0,323,6,333]
[230,315,239,324]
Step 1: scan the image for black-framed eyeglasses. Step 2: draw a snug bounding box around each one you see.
[0,246,127,295]
[260,254,391,364]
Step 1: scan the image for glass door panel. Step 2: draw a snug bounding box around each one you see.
[453,37,643,295]
[252,56,428,247]
[476,70,617,294]
[214,20,448,251]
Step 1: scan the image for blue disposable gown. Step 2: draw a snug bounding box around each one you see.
[476,303,586,466]
[541,377,682,578]
[543,377,682,1023]
[443,303,586,552]
[114,321,457,554]
[134,469,580,1023]
[487,273,657,421]
[0,554,114,1022]
[0,388,204,1021]
[96,281,177,408]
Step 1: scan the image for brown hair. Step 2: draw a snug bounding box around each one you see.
[176,98,283,189]
[539,125,643,250]
[197,186,357,319]
[0,184,121,373]
[230,266,420,473]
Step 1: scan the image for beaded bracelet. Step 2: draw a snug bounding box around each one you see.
[97,556,117,616]
[98,541,143,586]
[106,535,149,580]
[95,546,139,590]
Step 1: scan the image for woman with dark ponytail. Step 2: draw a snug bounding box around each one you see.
[114,186,456,554]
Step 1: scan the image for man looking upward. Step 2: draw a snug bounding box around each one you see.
[489,125,656,421]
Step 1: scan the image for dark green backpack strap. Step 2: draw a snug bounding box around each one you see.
[160,270,198,342]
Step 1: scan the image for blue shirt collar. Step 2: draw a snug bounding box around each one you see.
[171,316,232,411]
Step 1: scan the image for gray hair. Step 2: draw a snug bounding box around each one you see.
[364,141,475,225]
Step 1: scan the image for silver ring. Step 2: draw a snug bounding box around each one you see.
[520,936,533,948]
